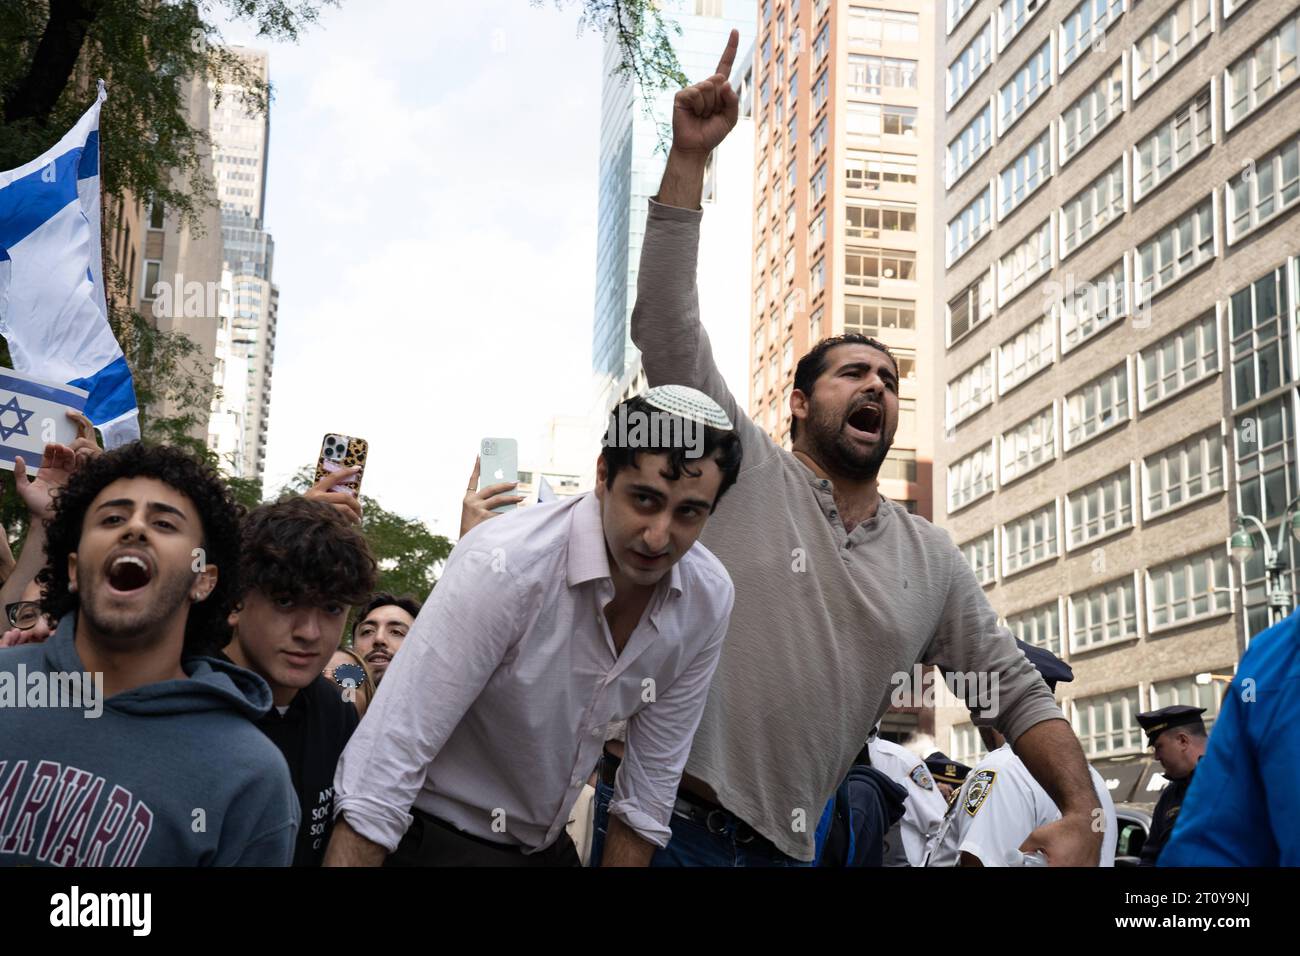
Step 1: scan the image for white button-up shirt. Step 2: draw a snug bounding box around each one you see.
[333,491,734,854]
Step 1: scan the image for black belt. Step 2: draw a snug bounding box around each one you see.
[597,749,771,847]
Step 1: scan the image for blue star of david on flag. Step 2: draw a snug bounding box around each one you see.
[0,395,35,442]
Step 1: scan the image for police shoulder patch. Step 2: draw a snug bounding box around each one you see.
[910,764,935,790]
[963,769,997,817]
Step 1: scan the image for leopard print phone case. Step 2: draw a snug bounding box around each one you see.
[314,433,369,497]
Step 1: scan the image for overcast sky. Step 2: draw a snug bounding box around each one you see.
[221,0,606,539]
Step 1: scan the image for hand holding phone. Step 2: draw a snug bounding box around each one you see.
[477,438,518,514]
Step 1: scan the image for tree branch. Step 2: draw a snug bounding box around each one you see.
[2,0,104,125]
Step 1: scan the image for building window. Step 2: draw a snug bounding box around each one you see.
[997,0,1047,53]
[844,248,915,285]
[141,260,162,300]
[883,105,917,135]
[848,6,919,46]
[1147,548,1232,632]
[845,150,918,191]
[1072,688,1142,756]
[809,162,827,205]
[807,209,826,253]
[1227,130,1300,243]
[846,203,916,239]
[849,54,918,96]
[996,218,1052,307]
[809,304,824,342]
[950,723,987,767]
[1060,0,1126,74]
[879,448,918,482]
[810,257,825,295]
[782,337,795,372]
[1070,576,1139,651]
[947,182,993,265]
[1007,601,1062,655]
[962,531,997,586]
[1148,675,1222,729]
[1135,196,1216,305]
[998,38,1052,136]
[1236,395,1297,525]
[1132,0,1213,100]
[1139,310,1219,410]
[946,353,995,429]
[813,24,830,66]
[998,314,1054,395]
[1000,403,1056,484]
[948,442,996,512]
[1064,361,1129,450]
[1002,502,1060,575]
[1067,467,1134,549]
[1060,159,1125,258]
[148,202,164,229]
[844,296,916,333]
[1230,265,1292,408]
[1133,87,1213,202]
[947,0,979,35]
[948,16,994,107]
[1225,11,1300,129]
[947,100,994,187]
[947,269,993,346]
[998,128,1052,220]
[1059,59,1125,165]
[810,115,828,154]
[1142,426,1225,519]
[811,68,829,111]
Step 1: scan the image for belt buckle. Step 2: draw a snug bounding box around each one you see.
[705,808,729,835]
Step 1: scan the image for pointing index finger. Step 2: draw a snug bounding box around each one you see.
[714,28,738,80]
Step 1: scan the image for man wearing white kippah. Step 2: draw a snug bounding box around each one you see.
[325,388,743,866]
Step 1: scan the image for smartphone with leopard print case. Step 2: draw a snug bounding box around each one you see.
[314,433,369,498]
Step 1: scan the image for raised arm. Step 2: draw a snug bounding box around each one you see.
[631,30,771,460]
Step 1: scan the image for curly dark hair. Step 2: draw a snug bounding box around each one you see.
[239,497,377,610]
[350,591,422,643]
[37,442,245,658]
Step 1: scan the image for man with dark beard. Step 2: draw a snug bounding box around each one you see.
[0,444,297,866]
[596,29,1104,867]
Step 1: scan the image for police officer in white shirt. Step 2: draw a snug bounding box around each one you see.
[867,727,950,866]
[925,642,1117,867]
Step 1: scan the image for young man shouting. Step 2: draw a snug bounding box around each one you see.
[614,30,1103,866]
[223,496,378,866]
[0,444,297,866]
[325,387,741,866]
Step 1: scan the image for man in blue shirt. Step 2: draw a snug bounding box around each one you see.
[1161,607,1300,866]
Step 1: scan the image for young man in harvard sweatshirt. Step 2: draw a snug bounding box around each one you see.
[0,443,297,866]
[222,496,378,866]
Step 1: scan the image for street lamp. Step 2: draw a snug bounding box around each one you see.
[1229,495,1300,629]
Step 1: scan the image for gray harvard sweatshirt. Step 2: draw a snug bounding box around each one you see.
[0,615,297,866]
[631,199,1063,861]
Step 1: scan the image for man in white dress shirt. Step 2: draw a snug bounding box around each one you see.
[925,642,1118,867]
[324,387,742,866]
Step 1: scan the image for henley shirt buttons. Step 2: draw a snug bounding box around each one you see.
[820,480,829,490]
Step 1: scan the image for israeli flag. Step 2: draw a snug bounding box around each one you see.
[0,80,140,448]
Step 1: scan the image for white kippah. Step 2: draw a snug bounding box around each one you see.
[642,385,734,430]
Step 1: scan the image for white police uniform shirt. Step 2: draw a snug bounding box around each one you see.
[868,737,950,866]
[923,743,1117,867]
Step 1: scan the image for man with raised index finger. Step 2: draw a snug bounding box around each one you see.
[598,29,1105,867]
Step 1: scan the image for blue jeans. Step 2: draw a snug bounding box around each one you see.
[588,779,811,867]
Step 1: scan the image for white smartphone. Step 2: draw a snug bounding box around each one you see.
[478,437,519,514]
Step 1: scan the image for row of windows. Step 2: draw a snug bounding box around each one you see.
[947,294,1228,439]
[946,7,1299,191]
[953,673,1223,762]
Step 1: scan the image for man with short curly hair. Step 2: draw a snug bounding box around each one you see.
[0,443,298,866]
[222,496,378,866]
